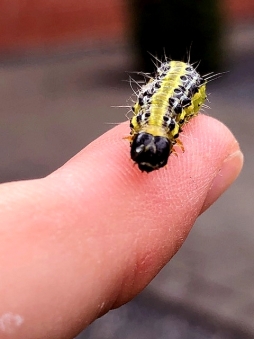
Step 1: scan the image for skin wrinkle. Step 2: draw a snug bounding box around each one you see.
[181,170,217,210]
[120,155,202,254]
[115,202,174,305]
[100,231,144,310]
[112,237,164,309]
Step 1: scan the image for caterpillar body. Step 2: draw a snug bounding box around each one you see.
[129,60,208,173]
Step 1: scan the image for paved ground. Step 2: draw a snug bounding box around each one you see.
[81,291,252,339]
[0,24,253,338]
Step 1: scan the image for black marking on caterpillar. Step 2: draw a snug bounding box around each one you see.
[127,59,211,173]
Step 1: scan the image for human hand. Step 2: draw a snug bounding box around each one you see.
[0,115,243,339]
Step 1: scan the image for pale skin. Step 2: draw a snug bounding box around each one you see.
[0,115,243,338]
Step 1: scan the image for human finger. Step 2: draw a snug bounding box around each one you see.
[0,114,243,339]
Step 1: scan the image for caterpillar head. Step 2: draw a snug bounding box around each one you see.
[130,132,172,172]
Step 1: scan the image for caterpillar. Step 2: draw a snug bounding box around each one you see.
[127,59,211,173]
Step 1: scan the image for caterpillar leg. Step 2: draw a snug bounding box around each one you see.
[176,138,185,152]
[123,135,133,142]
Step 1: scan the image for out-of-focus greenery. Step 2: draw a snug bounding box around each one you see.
[129,0,223,73]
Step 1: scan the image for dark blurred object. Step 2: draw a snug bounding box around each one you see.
[129,0,223,73]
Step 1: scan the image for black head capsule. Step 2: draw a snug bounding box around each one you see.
[130,132,172,172]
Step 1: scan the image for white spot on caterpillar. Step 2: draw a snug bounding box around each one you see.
[0,313,24,333]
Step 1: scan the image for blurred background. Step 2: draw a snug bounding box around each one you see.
[0,1,253,338]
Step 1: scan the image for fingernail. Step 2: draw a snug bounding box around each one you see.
[200,150,244,214]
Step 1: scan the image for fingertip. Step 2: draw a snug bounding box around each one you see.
[47,114,242,300]
[48,115,243,276]
[51,114,242,227]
